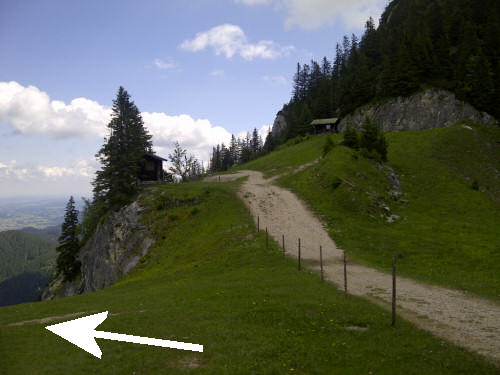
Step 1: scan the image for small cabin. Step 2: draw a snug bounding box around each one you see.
[140,154,167,182]
[311,118,340,135]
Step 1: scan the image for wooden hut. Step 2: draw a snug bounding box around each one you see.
[311,118,340,134]
[140,154,167,183]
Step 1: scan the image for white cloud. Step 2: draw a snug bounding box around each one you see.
[153,57,178,70]
[0,82,234,165]
[262,75,287,85]
[210,69,225,77]
[0,81,111,139]
[142,112,232,163]
[0,158,98,182]
[236,124,272,142]
[234,0,385,30]
[179,24,294,60]
[0,82,239,189]
[0,160,29,181]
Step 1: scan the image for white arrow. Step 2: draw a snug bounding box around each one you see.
[45,311,203,358]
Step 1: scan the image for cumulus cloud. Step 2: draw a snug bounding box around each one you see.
[0,160,29,181]
[236,124,272,142]
[142,113,232,163]
[0,81,235,165]
[0,81,111,139]
[0,158,98,181]
[179,24,294,60]
[234,0,385,30]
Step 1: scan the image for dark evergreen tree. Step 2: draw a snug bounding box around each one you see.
[360,117,388,161]
[220,143,230,171]
[464,52,495,112]
[229,135,239,167]
[251,128,261,154]
[56,196,80,281]
[93,87,153,209]
[297,103,313,136]
[263,130,277,153]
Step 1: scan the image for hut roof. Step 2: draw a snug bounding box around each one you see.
[310,118,340,125]
[143,153,168,162]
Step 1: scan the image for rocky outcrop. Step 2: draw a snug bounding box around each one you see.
[43,200,154,300]
[271,111,287,139]
[338,89,498,132]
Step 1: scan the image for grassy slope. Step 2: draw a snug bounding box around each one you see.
[248,123,500,299]
[0,181,496,373]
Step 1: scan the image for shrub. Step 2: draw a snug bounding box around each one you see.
[471,178,480,191]
[322,135,335,157]
[343,125,360,150]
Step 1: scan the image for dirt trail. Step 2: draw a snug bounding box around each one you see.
[205,170,500,364]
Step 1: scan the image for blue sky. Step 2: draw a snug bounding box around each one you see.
[0,0,387,198]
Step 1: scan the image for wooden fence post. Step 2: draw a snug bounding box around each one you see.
[298,238,301,271]
[282,234,285,259]
[257,216,260,233]
[266,228,268,250]
[320,246,324,282]
[344,251,347,298]
[392,252,397,327]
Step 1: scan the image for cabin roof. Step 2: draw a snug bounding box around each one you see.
[310,118,340,126]
[143,153,168,162]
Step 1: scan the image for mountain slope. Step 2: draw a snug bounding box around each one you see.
[245,122,500,299]
[1,181,497,373]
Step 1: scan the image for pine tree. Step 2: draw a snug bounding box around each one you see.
[464,52,495,112]
[360,117,388,161]
[56,196,81,281]
[298,103,313,136]
[251,128,261,154]
[93,87,153,209]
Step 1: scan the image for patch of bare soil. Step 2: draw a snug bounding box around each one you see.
[7,311,91,326]
[207,169,500,364]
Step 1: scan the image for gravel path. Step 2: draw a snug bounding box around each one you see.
[205,170,500,364]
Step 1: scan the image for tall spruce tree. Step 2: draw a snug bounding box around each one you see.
[93,87,153,209]
[56,196,81,281]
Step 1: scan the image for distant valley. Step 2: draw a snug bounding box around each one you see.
[0,197,81,231]
[0,198,66,306]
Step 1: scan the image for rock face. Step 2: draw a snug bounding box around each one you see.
[43,200,154,300]
[338,89,498,132]
[271,111,287,139]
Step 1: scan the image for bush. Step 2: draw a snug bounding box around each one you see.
[343,125,360,150]
[322,135,335,157]
[471,178,480,191]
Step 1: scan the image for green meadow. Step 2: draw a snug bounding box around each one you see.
[244,122,500,300]
[1,178,497,373]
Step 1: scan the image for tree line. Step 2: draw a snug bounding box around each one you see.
[208,128,268,173]
[276,0,499,145]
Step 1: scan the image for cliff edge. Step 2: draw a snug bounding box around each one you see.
[43,200,154,300]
